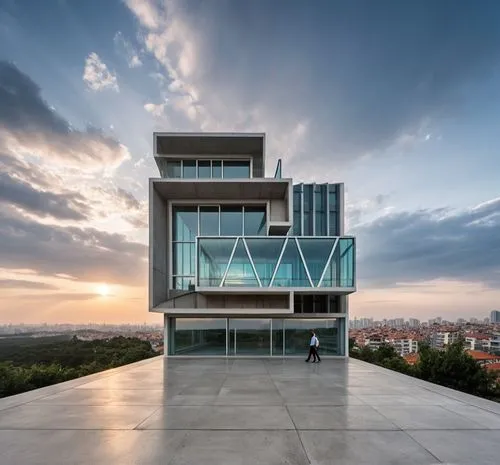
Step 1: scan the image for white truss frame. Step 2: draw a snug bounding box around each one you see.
[199,236,348,288]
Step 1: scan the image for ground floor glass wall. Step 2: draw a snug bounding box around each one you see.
[168,317,345,356]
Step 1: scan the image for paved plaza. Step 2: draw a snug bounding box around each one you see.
[1,357,500,464]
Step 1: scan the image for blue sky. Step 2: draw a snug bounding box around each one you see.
[1,0,500,323]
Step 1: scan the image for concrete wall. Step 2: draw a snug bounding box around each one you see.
[150,183,169,308]
[269,198,288,222]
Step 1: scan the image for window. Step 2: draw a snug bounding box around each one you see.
[198,160,211,178]
[314,185,327,236]
[166,160,181,178]
[182,160,196,178]
[212,160,222,178]
[244,206,266,235]
[172,206,198,290]
[220,206,243,236]
[199,206,219,236]
[223,160,250,178]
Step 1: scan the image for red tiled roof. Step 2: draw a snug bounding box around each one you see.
[466,350,499,361]
[485,362,500,372]
[404,353,419,365]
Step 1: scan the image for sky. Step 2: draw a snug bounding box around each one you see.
[1,0,500,324]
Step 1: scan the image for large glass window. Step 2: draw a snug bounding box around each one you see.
[273,239,310,287]
[198,238,235,286]
[223,239,259,287]
[292,186,302,236]
[245,238,284,287]
[244,207,266,235]
[170,318,226,355]
[340,238,354,287]
[198,160,211,178]
[182,160,197,178]
[328,185,339,236]
[223,160,250,178]
[166,160,182,178]
[229,319,270,355]
[284,319,341,355]
[173,207,198,242]
[220,206,243,236]
[298,238,336,285]
[315,185,327,236]
[172,207,198,289]
[272,319,284,356]
[200,206,219,236]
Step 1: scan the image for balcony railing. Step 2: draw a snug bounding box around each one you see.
[196,236,355,289]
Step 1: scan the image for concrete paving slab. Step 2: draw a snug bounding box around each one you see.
[374,405,485,430]
[408,430,500,465]
[299,430,439,465]
[288,405,399,430]
[1,357,500,464]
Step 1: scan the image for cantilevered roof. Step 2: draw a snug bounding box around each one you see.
[154,132,265,177]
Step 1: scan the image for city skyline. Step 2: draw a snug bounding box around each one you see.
[1,0,500,323]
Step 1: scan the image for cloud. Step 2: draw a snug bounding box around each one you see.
[125,0,500,170]
[83,52,119,92]
[114,31,143,68]
[144,101,167,116]
[0,209,147,286]
[0,279,58,290]
[353,197,500,288]
[0,172,89,221]
[0,61,129,170]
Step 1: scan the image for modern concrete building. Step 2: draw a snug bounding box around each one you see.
[491,310,500,324]
[149,132,355,356]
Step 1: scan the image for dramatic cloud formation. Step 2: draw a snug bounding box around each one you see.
[0,209,147,285]
[0,62,129,170]
[125,0,500,173]
[83,52,120,92]
[354,197,500,288]
[144,101,167,117]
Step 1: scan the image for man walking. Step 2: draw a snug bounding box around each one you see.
[305,330,321,363]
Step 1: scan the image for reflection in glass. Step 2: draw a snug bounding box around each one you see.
[198,238,236,286]
[245,238,284,287]
[284,319,340,355]
[166,160,182,178]
[212,160,222,178]
[223,239,259,287]
[244,207,266,235]
[220,206,243,236]
[229,319,270,355]
[272,319,284,355]
[171,318,226,355]
[223,160,250,178]
[273,239,310,287]
[198,160,211,178]
[173,277,195,290]
[173,243,195,276]
[340,238,354,287]
[182,160,196,178]
[298,238,335,285]
[200,206,219,236]
[173,207,198,241]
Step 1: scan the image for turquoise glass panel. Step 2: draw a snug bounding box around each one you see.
[245,238,285,287]
[223,239,259,287]
[223,160,250,178]
[198,160,211,178]
[273,239,310,287]
[220,206,243,236]
[298,238,335,286]
[339,238,354,287]
[212,160,222,178]
[173,207,198,241]
[199,206,219,236]
[182,160,196,178]
[244,207,266,235]
[198,238,236,286]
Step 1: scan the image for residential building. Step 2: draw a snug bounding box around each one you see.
[431,331,460,349]
[391,337,419,356]
[490,310,500,324]
[149,133,356,356]
[408,318,420,328]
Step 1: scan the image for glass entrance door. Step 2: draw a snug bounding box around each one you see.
[229,319,271,355]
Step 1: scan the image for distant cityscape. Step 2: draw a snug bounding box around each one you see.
[350,310,500,364]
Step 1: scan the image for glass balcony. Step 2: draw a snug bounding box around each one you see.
[197,236,355,289]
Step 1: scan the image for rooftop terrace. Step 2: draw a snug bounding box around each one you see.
[1,357,499,464]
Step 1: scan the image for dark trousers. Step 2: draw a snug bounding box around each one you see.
[306,346,320,361]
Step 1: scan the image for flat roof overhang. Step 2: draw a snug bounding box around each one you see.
[195,287,357,295]
[151,178,291,202]
[154,132,265,156]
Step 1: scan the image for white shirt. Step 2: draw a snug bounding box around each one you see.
[310,336,318,347]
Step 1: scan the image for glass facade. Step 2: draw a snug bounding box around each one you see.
[163,159,251,179]
[173,205,266,289]
[168,317,345,356]
[292,183,341,237]
[197,236,355,288]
